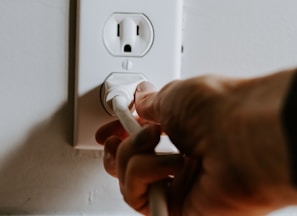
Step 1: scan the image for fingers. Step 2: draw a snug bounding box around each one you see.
[96,118,154,145]
[124,154,184,214]
[168,157,203,216]
[96,120,128,144]
[135,81,160,123]
[102,125,159,178]
[117,125,161,189]
[135,80,181,124]
[102,124,182,215]
[103,136,121,177]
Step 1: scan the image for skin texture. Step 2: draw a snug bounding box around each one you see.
[96,68,297,216]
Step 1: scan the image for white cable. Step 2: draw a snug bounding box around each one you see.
[112,95,168,216]
[112,96,142,134]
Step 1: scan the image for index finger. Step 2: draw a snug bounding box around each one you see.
[117,125,161,189]
[135,81,160,123]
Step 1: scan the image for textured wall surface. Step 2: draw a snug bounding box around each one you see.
[0,0,297,215]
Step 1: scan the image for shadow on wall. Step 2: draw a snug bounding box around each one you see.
[0,1,122,214]
[0,104,86,213]
[0,96,110,214]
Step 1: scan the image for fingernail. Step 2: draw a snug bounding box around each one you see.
[136,81,156,92]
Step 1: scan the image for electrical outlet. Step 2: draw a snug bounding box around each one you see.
[103,13,154,57]
[75,0,183,150]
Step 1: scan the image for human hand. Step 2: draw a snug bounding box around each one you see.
[97,69,297,216]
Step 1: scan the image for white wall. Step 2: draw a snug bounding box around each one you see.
[182,0,297,79]
[0,0,296,215]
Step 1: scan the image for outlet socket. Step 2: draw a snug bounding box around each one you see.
[103,13,154,57]
[75,0,183,150]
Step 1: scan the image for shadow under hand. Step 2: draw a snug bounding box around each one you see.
[0,103,107,214]
[0,1,113,214]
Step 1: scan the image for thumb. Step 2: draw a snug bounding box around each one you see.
[135,81,160,123]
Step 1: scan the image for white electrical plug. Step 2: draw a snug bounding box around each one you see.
[101,72,147,116]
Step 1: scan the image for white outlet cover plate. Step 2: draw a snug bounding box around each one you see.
[75,0,183,150]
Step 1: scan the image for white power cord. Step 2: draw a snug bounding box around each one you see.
[112,95,168,216]
[101,73,168,216]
